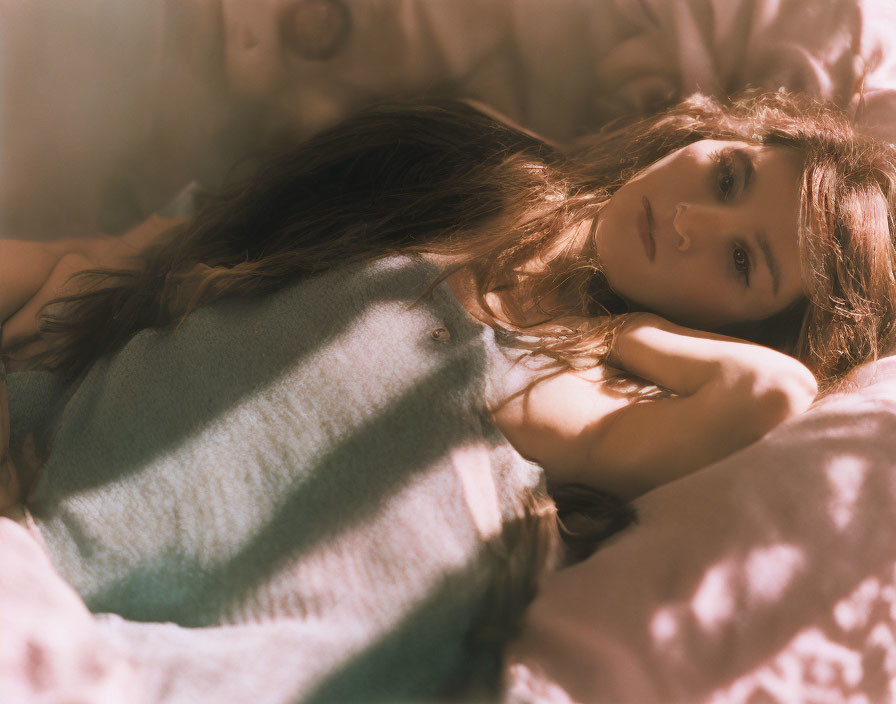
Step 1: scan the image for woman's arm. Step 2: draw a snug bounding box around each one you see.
[605,313,818,405]
[492,313,818,500]
[0,216,183,508]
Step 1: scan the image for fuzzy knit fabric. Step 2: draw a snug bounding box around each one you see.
[8,254,544,702]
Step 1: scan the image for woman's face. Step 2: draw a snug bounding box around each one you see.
[594,139,805,329]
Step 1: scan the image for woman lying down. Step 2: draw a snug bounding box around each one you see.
[1,91,894,701]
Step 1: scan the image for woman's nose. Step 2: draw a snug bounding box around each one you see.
[672,203,714,252]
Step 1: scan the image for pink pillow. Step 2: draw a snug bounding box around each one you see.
[504,356,896,703]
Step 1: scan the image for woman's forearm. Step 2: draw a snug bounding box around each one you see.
[609,313,818,410]
[0,215,186,354]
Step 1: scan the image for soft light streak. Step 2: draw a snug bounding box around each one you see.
[825,456,868,531]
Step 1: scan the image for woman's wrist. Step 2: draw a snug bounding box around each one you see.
[608,313,728,394]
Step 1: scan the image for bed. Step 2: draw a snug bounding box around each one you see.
[3,1,896,702]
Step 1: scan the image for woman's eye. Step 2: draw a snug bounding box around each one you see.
[711,151,738,202]
[733,245,751,286]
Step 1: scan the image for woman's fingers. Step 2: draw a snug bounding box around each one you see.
[0,362,43,511]
[0,218,183,356]
[0,240,70,322]
[0,459,21,512]
[0,252,94,353]
[0,364,21,512]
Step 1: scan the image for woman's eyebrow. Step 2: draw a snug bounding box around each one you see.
[756,230,780,296]
[738,147,779,295]
[732,148,755,192]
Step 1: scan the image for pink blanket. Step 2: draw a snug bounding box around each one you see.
[505,356,896,703]
[0,515,140,702]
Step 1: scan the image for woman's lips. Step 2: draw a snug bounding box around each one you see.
[639,196,656,261]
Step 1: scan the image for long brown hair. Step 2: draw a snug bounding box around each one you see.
[31,92,896,394]
[35,99,597,379]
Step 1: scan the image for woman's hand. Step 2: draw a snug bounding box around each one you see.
[0,366,18,512]
[0,366,40,514]
[0,215,185,358]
